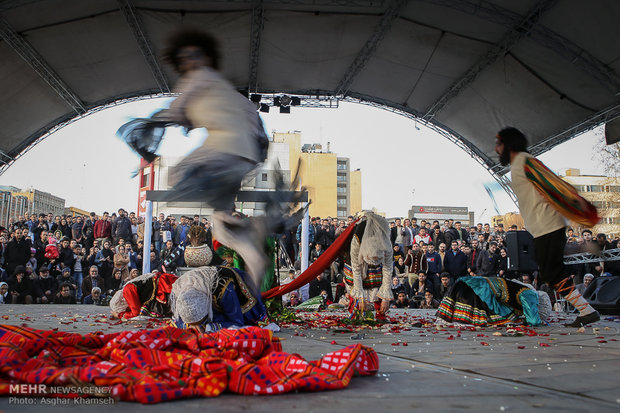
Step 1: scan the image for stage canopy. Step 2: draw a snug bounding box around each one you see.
[1,0,619,199]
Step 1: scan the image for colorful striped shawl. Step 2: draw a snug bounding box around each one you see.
[524,157,599,227]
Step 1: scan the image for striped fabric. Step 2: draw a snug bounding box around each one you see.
[343,264,383,289]
[436,297,520,326]
[524,157,599,227]
[0,325,378,403]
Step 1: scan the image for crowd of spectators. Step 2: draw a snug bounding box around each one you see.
[286,216,619,310]
[0,209,212,305]
[1,209,617,310]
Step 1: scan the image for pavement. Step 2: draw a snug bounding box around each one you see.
[0,305,619,412]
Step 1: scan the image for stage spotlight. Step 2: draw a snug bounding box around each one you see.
[250,94,262,103]
[291,96,301,106]
[260,103,270,113]
[279,95,292,107]
[280,106,290,114]
[274,96,281,107]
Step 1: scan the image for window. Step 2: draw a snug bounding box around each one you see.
[587,185,603,192]
[337,163,347,171]
[141,173,150,188]
[337,198,347,206]
[337,210,346,217]
[607,186,620,193]
[592,201,604,209]
[337,175,346,182]
[337,187,346,193]
[574,185,586,192]
[261,173,268,182]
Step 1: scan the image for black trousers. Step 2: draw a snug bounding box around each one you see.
[533,227,567,289]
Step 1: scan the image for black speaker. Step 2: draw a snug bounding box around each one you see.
[583,276,620,314]
[605,118,620,145]
[505,230,538,272]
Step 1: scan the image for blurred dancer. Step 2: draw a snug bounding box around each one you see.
[495,127,600,327]
[118,29,294,295]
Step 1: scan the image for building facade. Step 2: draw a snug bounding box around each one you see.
[407,205,474,226]
[144,131,362,220]
[274,132,362,218]
[561,169,620,239]
[0,186,65,228]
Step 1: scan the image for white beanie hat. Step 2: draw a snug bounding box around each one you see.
[177,289,210,325]
[110,290,127,315]
[537,291,552,322]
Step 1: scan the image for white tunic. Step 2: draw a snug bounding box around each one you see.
[510,152,566,238]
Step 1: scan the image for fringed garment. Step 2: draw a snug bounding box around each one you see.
[436,277,542,326]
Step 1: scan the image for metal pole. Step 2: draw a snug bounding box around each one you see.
[299,202,310,301]
[142,200,152,274]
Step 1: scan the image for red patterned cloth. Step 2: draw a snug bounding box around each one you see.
[262,219,359,299]
[0,325,378,403]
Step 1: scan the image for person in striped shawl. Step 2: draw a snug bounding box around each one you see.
[495,127,600,327]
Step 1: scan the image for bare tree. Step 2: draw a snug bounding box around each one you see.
[592,129,620,177]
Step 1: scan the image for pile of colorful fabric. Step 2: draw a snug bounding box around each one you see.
[0,325,378,403]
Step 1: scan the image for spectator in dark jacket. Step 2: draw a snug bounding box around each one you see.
[443,241,467,279]
[477,242,501,277]
[437,272,452,299]
[55,267,77,295]
[4,231,31,276]
[113,209,132,244]
[430,227,445,250]
[54,282,76,304]
[9,265,33,304]
[308,273,333,301]
[83,287,103,305]
[58,237,75,273]
[34,266,56,303]
[82,266,105,300]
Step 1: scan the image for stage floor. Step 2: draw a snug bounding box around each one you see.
[0,305,618,412]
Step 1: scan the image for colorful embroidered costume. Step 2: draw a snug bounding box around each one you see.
[111,272,178,320]
[343,213,393,312]
[436,277,551,326]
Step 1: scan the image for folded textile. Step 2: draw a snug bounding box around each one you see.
[0,325,378,403]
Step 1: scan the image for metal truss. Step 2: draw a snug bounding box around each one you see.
[529,102,620,157]
[255,92,340,109]
[118,0,170,93]
[418,0,620,93]
[564,248,620,265]
[0,0,43,11]
[334,0,408,96]
[341,91,518,205]
[422,0,557,121]
[154,0,385,6]
[489,102,620,177]
[0,15,86,115]
[0,91,174,177]
[247,0,264,93]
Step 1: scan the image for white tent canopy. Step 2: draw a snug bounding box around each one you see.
[0,0,618,198]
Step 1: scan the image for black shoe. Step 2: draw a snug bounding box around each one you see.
[564,311,600,327]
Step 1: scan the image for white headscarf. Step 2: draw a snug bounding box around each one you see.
[0,282,8,304]
[169,266,219,324]
[358,211,391,266]
[537,290,552,322]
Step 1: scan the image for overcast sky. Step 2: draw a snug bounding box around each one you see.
[0,97,605,222]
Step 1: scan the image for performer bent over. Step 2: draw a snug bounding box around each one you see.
[110,272,178,320]
[436,276,552,326]
[344,212,393,317]
[495,128,600,327]
[169,265,267,332]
